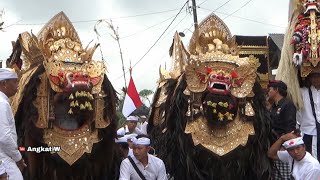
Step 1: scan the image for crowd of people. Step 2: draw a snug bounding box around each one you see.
[115,115,168,179]
[2,66,320,180]
[267,79,320,179]
[114,77,320,180]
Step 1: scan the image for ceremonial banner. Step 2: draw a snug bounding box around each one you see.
[122,76,142,117]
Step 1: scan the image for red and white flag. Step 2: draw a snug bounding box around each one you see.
[122,76,142,117]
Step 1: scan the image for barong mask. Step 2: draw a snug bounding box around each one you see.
[155,14,260,156]
[12,12,110,165]
[185,52,258,125]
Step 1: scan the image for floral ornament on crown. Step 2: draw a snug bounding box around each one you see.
[291,0,320,77]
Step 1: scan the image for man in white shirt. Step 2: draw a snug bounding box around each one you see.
[119,135,167,180]
[268,131,320,180]
[0,68,26,180]
[115,134,137,159]
[117,116,143,136]
[138,115,148,135]
[115,136,130,160]
[297,73,320,160]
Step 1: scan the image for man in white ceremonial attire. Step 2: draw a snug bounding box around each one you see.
[0,68,27,180]
[115,134,138,159]
[268,131,320,180]
[138,115,148,135]
[119,135,167,180]
[297,73,320,160]
[117,116,143,136]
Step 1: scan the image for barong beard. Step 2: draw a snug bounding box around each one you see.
[202,92,238,126]
[53,90,94,126]
[66,90,94,115]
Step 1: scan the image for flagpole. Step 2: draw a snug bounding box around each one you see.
[129,60,132,77]
[126,60,132,94]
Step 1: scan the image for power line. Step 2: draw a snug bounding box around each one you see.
[161,14,190,43]
[112,8,180,20]
[119,15,177,39]
[111,1,189,81]
[124,2,188,68]
[98,14,177,39]
[7,8,182,27]
[198,0,209,6]
[181,0,231,35]
[210,0,232,12]
[222,0,253,20]
[133,14,190,79]
[198,7,286,28]
[2,19,22,30]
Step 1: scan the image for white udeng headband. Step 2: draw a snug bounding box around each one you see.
[126,116,138,121]
[0,68,18,81]
[132,137,150,146]
[125,134,138,142]
[115,136,128,143]
[283,137,304,149]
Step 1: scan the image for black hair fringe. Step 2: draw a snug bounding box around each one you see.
[149,75,272,180]
[15,68,121,180]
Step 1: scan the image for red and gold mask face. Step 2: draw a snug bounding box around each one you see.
[15,12,109,165]
[207,69,232,95]
[44,58,105,94]
[154,15,258,156]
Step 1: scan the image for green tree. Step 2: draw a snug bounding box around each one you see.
[139,89,154,106]
[116,89,126,128]
[0,10,4,31]
[116,88,153,128]
[0,22,3,31]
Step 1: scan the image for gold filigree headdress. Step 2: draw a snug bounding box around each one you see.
[12,12,109,165]
[168,13,259,156]
[18,12,105,94]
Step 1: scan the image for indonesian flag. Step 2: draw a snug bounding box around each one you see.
[122,76,142,117]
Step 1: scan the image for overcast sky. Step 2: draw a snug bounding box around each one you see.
[0,0,290,97]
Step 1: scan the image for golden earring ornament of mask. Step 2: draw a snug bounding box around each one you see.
[200,105,203,113]
[186,99,191,117]
[245,102,255,116]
